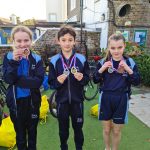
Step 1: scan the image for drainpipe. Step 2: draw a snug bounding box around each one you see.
[36,28,41,36]
[80,0,88,59]
[80,0,83,45]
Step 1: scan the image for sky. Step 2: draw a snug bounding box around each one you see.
[0,0,46,21]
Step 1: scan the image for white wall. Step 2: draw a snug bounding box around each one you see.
[83,0,109,49]
[46,0,67,22]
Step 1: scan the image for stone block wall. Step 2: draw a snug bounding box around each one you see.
[112,0,150,26]
[108,0,150,50]
[33,28,100,63]
[0,46,12,62]
[0,28,100,63]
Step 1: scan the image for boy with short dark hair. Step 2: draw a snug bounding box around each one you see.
[48,25,90,150]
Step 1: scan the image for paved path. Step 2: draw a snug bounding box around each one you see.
[129,93,150,127]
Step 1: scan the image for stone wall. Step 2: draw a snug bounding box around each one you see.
[0,46,12,62]
[0,28,100,63]
[112,0,150,26]
[108,0,150,51]
[33,28,100,63]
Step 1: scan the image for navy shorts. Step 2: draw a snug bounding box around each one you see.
[98,92,129,124]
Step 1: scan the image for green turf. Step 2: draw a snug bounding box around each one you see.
[0,92,150,150]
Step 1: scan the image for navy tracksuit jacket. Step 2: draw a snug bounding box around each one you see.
[48,51,90,150]
[48,51,90,104]
[3,51,44,150]
[93,57,140,92]
[93,56,140,124]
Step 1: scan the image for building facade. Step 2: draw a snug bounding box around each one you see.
[67,0,150,50]
[67,0,80,22]
[108,0,150,50]
[83,0,109,49]
[67,0,109,48]
[46,0,67,22]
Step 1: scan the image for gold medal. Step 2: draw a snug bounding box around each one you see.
[23,48,30,56]
[71,66,77,74]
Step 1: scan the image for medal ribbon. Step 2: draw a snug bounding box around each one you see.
[110,57,124,73]
[61,54,76,71]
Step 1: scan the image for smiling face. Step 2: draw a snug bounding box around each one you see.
[108,39,126,60]
[58,33,75,53]
[13,31,32,50]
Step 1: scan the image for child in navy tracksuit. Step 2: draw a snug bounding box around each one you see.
[48,26,89,150]
[3,25,44,150]
[93,33,140,150]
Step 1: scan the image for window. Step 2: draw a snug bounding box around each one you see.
[48,13,57,22]
[118,4,131,17]
[71,0,76,11]
[94,0,100,3]
[100,13,105,22]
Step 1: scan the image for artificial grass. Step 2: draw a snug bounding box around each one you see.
[37,96,150,150]
[0,93,150,150]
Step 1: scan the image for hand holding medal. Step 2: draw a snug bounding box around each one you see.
[74,72,83,81]
[13,47,25,61]
[98,61,112,73]
[118,60,133,74]
[57,74,67,84]
[13,49,23,61]
[107,58,116,73]
[118,65,125,74]
[13,47,30,61]
[108,58,127,74]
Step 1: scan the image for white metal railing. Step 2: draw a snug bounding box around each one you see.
[0,44,12,47]
[33,28,47,44]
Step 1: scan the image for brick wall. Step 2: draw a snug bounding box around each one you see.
[0,28,100,63]
[108,0,150,51]
[112,0,150,26]
[0,46,12,62]
[33,28,100,62]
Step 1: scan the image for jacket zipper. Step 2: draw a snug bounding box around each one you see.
[66,59,71,104]
[68,75,71,104]
[13,85,17,117]
[28,59,34,108]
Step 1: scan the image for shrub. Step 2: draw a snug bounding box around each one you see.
[125,41,143,57]
[133,54,150,86]
[125,42,150,86]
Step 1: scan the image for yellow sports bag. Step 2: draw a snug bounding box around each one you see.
[0,116,16,148]
[40,95,49,124]
[90,104,99,117]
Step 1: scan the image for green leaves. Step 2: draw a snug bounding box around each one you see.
[124,41,150,86]
[134,54,150,86]
[125,41,143,57]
